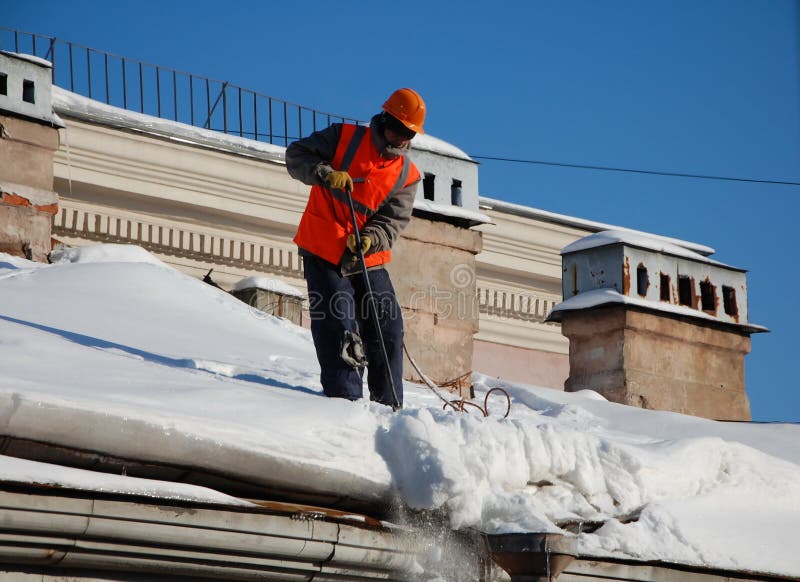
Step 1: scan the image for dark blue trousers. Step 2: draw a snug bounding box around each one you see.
[303,254,404,408]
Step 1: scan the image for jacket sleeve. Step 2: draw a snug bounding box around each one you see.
[361,176,420,253]
[285,124,342,185]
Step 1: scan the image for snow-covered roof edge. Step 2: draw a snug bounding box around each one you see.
[413,198,491,224]
[411,133,475,163]
[52,87,286,164]
[0,50,53,68]
[232,276,305,298]
[562,229,738,269]
[548,288,769,333]
[479,196,716,257]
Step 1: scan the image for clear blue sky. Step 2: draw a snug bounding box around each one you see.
[4,1,799,422]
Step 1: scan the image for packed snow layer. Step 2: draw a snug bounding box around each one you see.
[561,229,729,266]
[550,287,770,332]
[0,454,254,507]
[52,86,286,163]
[231,275,305,298]
[0,245,798,577]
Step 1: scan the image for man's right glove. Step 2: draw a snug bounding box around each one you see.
[325,170,353,192]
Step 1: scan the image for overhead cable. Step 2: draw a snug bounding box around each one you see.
[470,155,800,187]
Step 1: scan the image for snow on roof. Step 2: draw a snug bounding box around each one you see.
[50,243,167,266]
[413,198,491,224]
[562,229,730,267]
[0,454,254,507]
[232,275,304,298]
[1,244,798,579]
[0,50,53,68]
[412,133,474,162]
[52,86,286,163]
[479,196,716,257]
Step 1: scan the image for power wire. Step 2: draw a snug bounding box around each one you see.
[470,155,800,187]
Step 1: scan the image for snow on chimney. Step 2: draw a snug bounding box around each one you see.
[547,230,767,421]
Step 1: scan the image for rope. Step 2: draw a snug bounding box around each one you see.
[403,343,511,418]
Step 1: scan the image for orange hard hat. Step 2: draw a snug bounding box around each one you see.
[382,88,426,134]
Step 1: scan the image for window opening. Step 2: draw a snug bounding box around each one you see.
[451,179,463,206]
[22,79,35,104]
[423,173,435,201]
[636,265,648,297]
[571,264,578,296]
[700,280,716,312]
[0,73,7,96]
[659,273,671,301]
[678,275,692,307]
[722,286,738,317]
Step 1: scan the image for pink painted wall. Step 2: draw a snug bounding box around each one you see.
[472,340,569,390]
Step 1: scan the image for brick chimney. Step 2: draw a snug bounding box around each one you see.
[547,230,767,421]
[0,51,62,262]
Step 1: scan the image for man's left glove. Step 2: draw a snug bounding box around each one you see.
[347,233,372,255]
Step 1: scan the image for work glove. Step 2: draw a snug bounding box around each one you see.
[325,170,353,192]
[347,233,372,255]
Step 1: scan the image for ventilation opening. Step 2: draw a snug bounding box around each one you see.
[700,280,716,312]
[660,273,671,301]
[423,173,435,201]
[451,179,463,206]
[722,286,738,317]
[636,265,648,297]
[0,73,7,96]
[571,263,578,296]
[22,79,35,104]
[678,275,693,306]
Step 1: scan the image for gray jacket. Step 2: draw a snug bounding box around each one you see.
[285,114,420,272]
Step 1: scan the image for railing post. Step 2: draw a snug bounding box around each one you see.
[47,37,56,83]
[122,58,127,109]
[253,93,258,141]
[69,42,74,92]
[156,66,162,117]
[189,75,195,126]
[269,98,274,143]
[283,102,288,146]
[104,52,109,104]
[87,48,92,99]
[222,84,227,133]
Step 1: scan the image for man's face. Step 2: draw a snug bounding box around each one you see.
[383,126,414,148]
[383,114,416,149]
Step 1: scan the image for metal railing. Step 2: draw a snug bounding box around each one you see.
[0,27,360,146]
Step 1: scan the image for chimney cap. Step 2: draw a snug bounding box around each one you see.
[561,230,731,268]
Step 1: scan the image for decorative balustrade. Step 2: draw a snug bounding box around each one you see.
[477,287,559,324]
[52,205,303,275]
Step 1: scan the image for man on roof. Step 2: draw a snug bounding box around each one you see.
[285,88,426,409]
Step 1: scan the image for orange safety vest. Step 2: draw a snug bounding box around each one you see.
[294,124,421,268]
